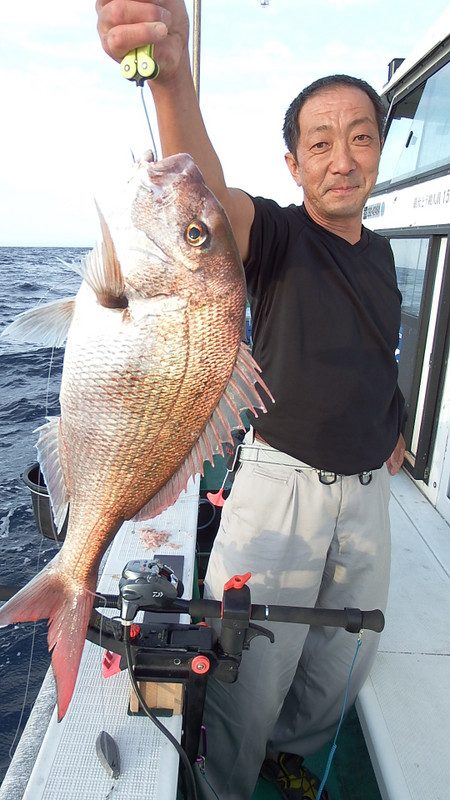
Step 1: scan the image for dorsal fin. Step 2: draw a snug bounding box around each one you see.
[82,204,128,309]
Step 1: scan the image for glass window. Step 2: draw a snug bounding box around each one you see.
[390,238,429,316]
[377,60,450,186]
[390,237,430,415]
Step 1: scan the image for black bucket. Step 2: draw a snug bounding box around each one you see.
[21,463,68,542]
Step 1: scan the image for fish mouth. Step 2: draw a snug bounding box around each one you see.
[126,152,197,194]
[138,152,204,190]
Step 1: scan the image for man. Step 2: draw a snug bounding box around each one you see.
[97,3,406,798]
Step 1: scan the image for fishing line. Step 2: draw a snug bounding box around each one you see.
[316,633,363,799]
[197,766,220,800]
[93,591,108,731]
[6,255,68,759]
[140,86,159,161]
[8,535,46,760]
[9,334,63,758]
[9,333,65,758]
[44,345,56,418]
[41,345,63,548]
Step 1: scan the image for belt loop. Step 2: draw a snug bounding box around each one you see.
[244,426,255,445]
[230,444,243,472]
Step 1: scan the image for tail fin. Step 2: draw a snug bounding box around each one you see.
[0,558,95,720]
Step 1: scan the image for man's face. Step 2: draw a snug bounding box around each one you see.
[285,85,381,227]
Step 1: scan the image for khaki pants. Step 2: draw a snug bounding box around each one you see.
[195,437,391,800]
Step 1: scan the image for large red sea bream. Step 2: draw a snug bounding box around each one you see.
[0,152,271,719]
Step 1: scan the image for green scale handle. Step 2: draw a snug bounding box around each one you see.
[120,45,159,86]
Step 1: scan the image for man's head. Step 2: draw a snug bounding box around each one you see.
[283,75,386,156]
[283,76,386,239]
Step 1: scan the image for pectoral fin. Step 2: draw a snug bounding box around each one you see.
[35,416,70,533]
[1,297,76,347]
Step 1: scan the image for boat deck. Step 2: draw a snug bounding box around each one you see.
[357,469,449,800]
[252,469,450,800]
[1,469,448,800]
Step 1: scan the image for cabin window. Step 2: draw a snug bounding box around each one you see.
[390,238,430,411]
[392,238,428,316]
[389,235,449,480]
[377,59,450,186]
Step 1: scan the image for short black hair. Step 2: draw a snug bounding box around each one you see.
[282,74,386,156]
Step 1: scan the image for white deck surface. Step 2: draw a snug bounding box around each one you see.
[357,470,450,800]
[12,476,200,800]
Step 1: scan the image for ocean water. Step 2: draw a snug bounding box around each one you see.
[0,247,88,785]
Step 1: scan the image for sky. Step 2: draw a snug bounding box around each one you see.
[1,0,449,247]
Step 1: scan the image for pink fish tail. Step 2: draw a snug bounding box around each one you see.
[0,560,95,720]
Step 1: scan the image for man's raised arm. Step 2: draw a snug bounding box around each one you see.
[96,0,255,260]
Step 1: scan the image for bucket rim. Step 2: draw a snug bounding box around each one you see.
[21,462,49,497]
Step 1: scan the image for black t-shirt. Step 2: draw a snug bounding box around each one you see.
[245,199,404,474]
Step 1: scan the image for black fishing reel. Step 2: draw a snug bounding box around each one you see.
[118,559,184,622]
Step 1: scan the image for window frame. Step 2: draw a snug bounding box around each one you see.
[377,229,450,480]
[374,50,450,196]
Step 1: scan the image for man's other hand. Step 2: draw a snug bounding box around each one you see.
[386,433,406,476]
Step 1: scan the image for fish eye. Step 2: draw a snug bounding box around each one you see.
[184,220,209,247]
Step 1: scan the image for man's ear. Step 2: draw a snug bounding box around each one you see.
[285,151,302,187]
